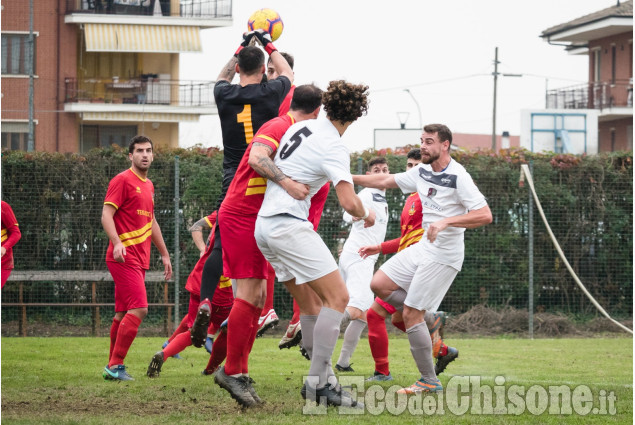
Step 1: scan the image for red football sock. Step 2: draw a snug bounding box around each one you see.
[224,298,259,376]
[391,317,406,333]
[163,330,192,358]
[108,317,121,362]
[261,264,276,315]
[109,313,142,367]
[205,330,228,373]
[290,299,300,325]
[168,315,189,343]
[367,308,390,376]
[242,306,261,374]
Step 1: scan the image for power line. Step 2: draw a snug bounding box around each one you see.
[372,73,489,93]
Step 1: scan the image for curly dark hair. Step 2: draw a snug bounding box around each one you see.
[322,80,370,123]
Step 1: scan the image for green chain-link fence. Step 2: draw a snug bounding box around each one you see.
[1,147,632,336]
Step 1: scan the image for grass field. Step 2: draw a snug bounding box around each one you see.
[1,335,632,424]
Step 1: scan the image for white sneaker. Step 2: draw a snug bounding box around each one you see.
[256,309,279,337]
[278,321,302,349]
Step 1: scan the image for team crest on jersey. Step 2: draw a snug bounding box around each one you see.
[372,193,387,203]
[409,202,416,216]
[136,186,141,193]
[427,188,437,198]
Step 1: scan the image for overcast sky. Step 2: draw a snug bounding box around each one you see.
[179,0,617,152]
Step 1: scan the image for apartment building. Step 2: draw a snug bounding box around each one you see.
[1,0,231,152]
[541,0,633,151]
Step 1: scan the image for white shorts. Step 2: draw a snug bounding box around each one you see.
[379,245,458,312]
[339,251,375,311]
[255,215,338,285]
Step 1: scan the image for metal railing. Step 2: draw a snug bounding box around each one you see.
[65,0,232,18]
[64,77,215,107]
[4,271,173,337]
[546,79,633,110]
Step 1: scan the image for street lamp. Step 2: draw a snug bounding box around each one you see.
[501,131,510,149]
[404,89,422,129]
[397,112,410,129]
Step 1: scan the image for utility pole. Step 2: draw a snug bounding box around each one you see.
[491,47,499,151]
[28,0,35,151]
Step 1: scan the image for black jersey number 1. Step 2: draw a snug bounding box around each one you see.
[279,127,312,159]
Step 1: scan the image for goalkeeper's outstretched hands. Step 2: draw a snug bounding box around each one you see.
[253,29,277,55]
[234,30,257,57]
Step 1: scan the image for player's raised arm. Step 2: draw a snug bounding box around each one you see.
[353,173,398,190]
[248,142,308,200]
[335,181,375,228]
[216,31,257,82]
[254,30,293,84]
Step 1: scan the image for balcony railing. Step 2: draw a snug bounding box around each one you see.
[66,0,232,18]
[64,77,215,107]
[546,79,633,110]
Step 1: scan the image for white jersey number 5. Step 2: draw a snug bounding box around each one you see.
[279,127,312,159]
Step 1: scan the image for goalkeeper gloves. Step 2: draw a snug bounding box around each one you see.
[254,29,278,55]
[234,31,256,57]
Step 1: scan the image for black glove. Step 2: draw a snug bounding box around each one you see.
[253,29,277,55]
[234,31,256,57]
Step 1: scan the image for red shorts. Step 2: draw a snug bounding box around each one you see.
[375,296,397,315]
[107,261,148,312]
[1,269,12,289]
[211,277,235,307]
[210,304,232,333]
[185,292,232,332]
[218,210,269,279]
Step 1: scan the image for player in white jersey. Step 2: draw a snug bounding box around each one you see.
[353,123,492,395]
[334,157,389,372]
[255,80,373,409]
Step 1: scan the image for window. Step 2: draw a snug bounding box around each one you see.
[1,122,31,151]
[1,34,36,75]
[80,125,137,152]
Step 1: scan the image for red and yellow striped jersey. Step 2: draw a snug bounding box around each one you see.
[398,193,424,251]
[203,211,217,230]
[104,168,155,269]
[221,113,296,216]
[380,193,423,255]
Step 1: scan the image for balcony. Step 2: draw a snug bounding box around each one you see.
[546,79,633,120]
[65,0,232,28]
[63,77,217,117]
